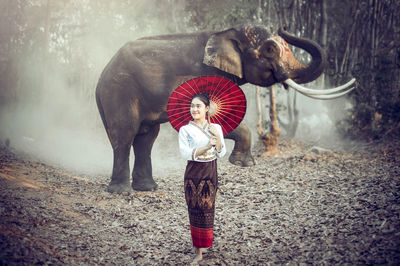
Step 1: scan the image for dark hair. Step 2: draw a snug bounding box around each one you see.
[192,92,210,107]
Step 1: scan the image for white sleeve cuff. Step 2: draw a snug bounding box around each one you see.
[192,148,197,161]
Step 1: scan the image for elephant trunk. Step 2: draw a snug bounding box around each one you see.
[278,28,325,84]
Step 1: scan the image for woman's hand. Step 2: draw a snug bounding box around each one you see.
[195,137,216,158]
[209,136,217,147]
[208,124,222,152]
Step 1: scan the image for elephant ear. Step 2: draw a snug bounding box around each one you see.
[203,29,243,78]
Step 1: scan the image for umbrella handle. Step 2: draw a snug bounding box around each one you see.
[208,116,216,146]
[208,115,214,136]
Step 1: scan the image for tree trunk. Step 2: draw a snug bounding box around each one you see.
[256,86,264,136]
[278,88,299,138]
[261,85,281,156]
[41,0,51,101]
[318,0,327,88]
[339,5,359,76]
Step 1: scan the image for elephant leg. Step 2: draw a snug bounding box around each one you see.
[225,123,255,167]
[131,124,160,191]
[107,125,138,194]
[100,96,139,194]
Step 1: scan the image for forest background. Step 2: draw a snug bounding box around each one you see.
[0,0,399,165]
[1,1,399,264]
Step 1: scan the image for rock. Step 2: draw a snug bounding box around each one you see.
[310,146,332,154]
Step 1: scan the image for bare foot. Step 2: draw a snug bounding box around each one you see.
[191,253,203,265]
[193,247,208,253]
[200,248,208,253]
[190,248,203,265]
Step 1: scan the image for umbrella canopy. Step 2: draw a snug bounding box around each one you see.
[167,76,247,135]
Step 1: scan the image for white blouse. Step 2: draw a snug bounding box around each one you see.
[179,121,226,162]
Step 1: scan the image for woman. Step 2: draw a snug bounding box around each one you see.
[178,93,226,263]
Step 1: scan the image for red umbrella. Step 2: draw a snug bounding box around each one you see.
[167,76,247,135]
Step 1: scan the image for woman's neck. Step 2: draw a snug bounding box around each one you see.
[193,118,207,127]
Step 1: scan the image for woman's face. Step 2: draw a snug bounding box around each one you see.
[190,97,209,121]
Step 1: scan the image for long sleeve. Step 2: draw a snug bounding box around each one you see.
[179,123,226,162]
[178,126,195,160]
[215,124,226,158]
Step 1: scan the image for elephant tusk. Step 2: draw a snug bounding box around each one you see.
[295,87,356,100]
[284,78,356,95]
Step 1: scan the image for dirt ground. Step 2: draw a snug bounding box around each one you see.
[1,137,399,265]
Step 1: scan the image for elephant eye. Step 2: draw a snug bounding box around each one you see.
[260,40,280,59]
[263,45,278,58]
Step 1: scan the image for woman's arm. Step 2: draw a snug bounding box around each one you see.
[194,142,213,158]
[179,126,214,160]
[214,134,222,153]
[179,127,195,160]
[208,124,226,157]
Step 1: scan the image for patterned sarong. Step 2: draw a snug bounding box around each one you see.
[184,160,218,248]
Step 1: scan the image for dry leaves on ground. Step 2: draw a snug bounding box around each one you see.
[0,138,399,265]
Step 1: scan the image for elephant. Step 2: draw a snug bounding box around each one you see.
[95,24,355,193]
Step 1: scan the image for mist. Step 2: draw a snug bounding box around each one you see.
[0,0,189,178]
[239,81,353,154]
[0,0,350,180]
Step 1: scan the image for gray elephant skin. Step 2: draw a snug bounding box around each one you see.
[96,25,325,193]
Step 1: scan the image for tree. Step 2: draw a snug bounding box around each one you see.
[0,0,24,107]
[278,88,299,138]
[325,0,400,138]
[1,0,398,144]
[256,85,281,155]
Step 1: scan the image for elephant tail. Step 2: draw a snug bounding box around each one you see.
[95,89,113,144]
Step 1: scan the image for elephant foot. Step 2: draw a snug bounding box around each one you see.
[107,181,132,194]
[229,151,256,167]
[131,177,158,191]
